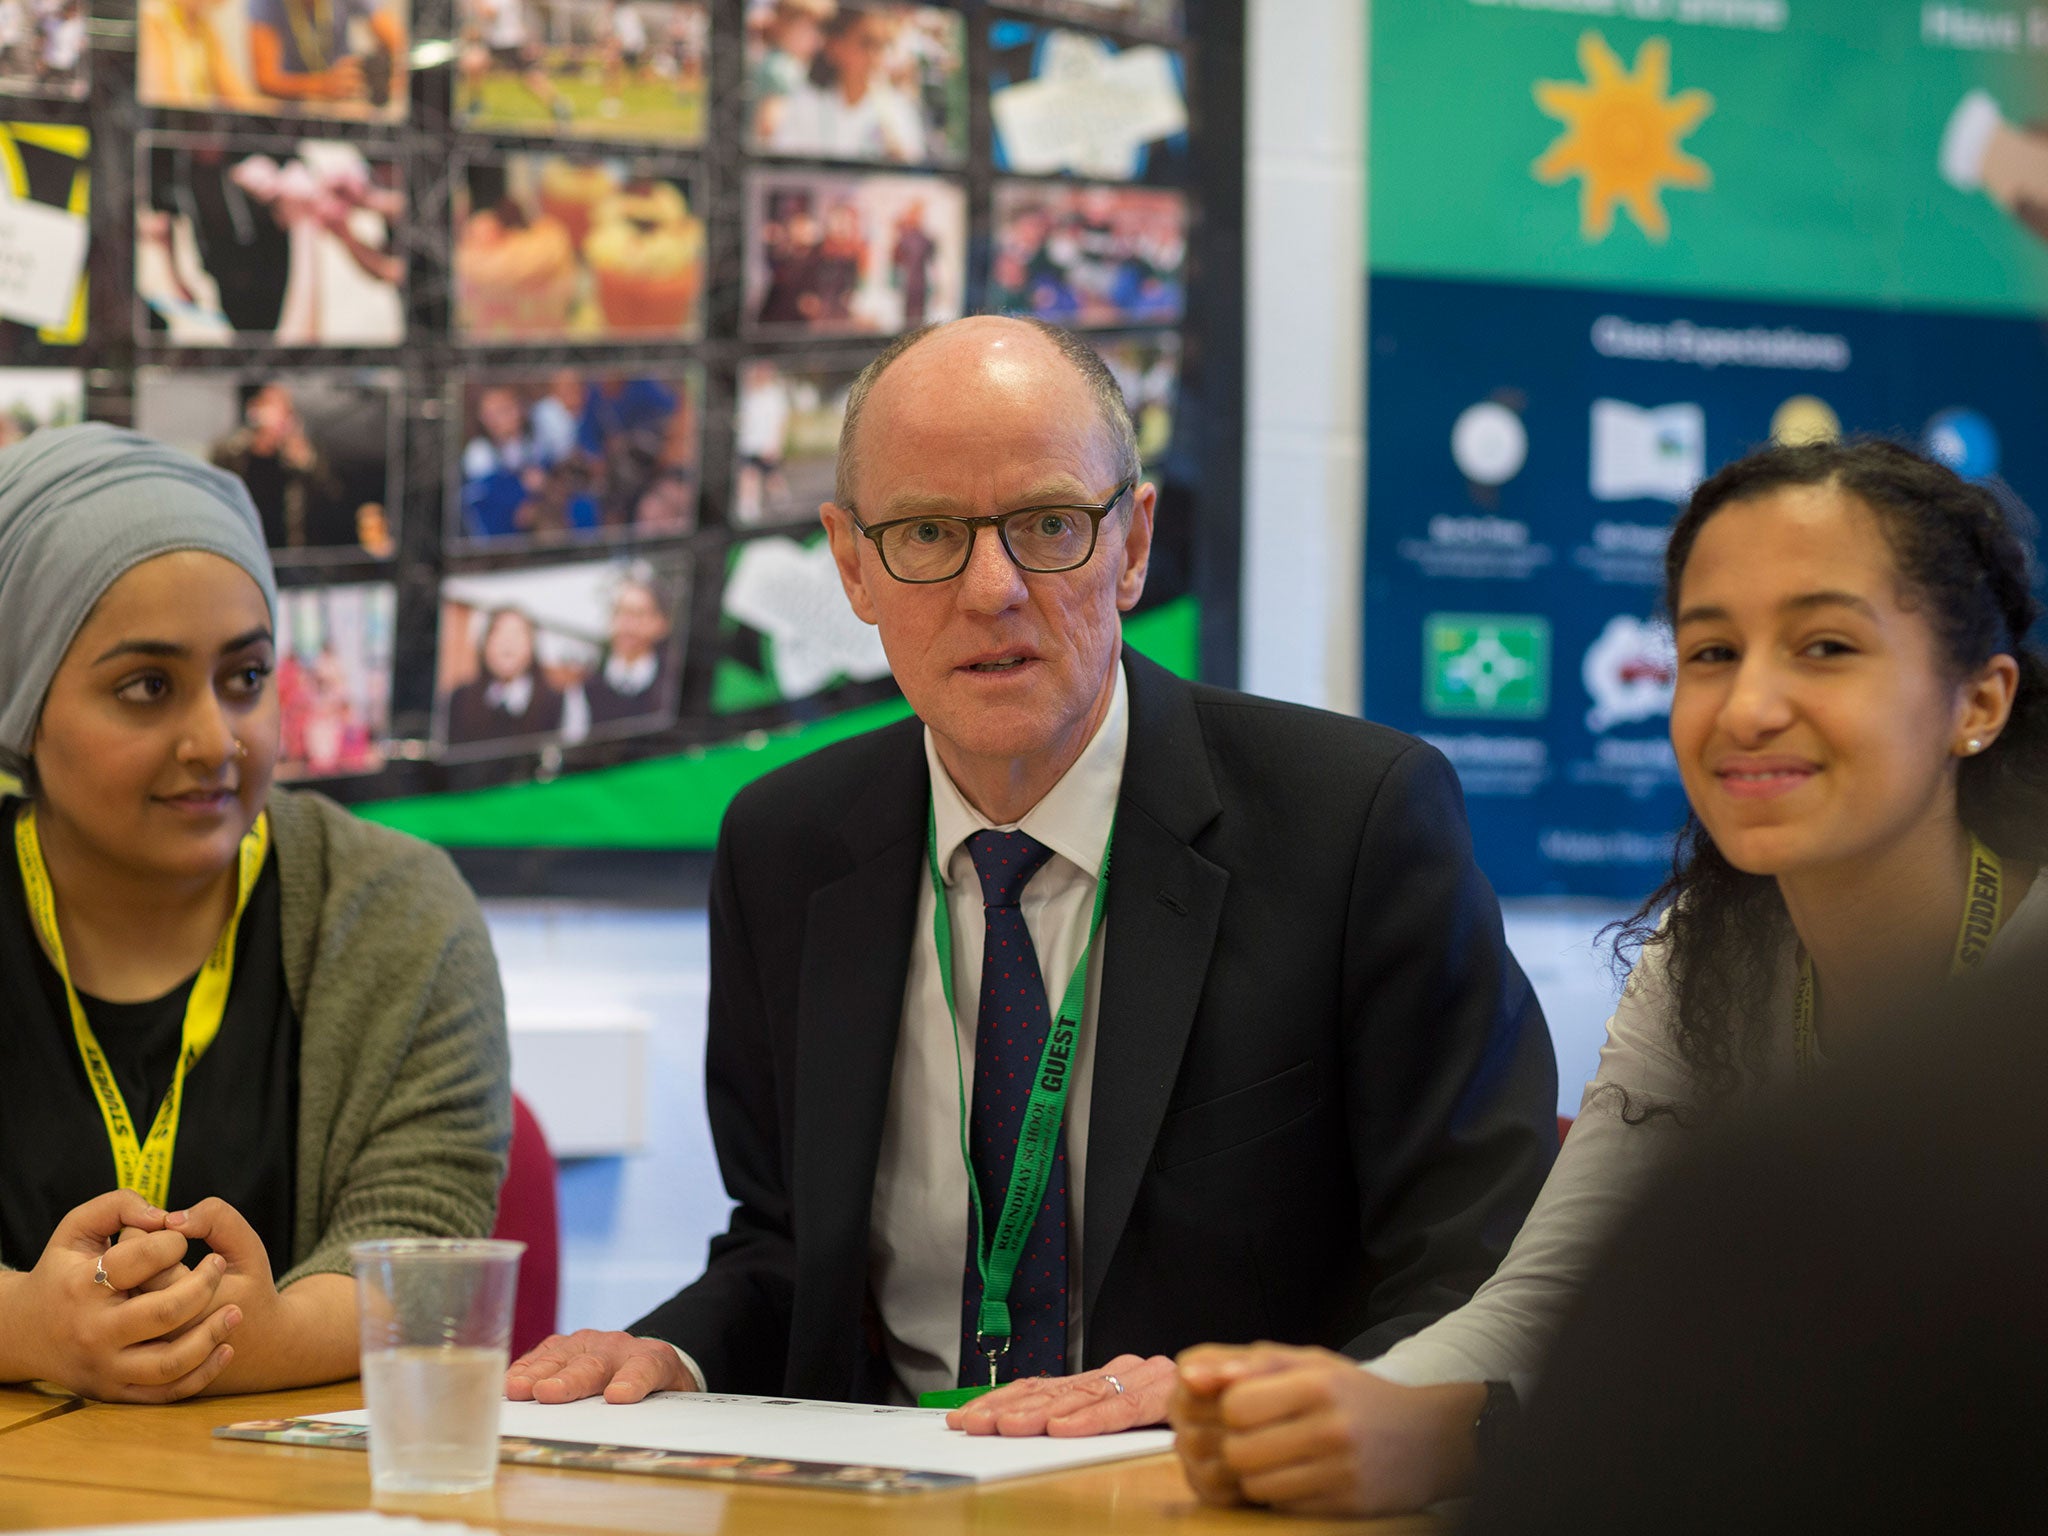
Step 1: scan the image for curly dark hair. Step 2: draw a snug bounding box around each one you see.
[1611,437,2048,1119]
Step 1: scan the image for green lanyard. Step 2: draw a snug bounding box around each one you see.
[917,802,1112,1410]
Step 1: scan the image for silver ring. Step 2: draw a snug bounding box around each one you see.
[1103,1374,1124,1395]
[92,1256,114,1289]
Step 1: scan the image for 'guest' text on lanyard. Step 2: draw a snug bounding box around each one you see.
[13,806,270,1210]
[1793,833,2008,1074]
[919,803,1111,1410]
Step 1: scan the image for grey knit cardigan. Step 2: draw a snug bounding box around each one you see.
[269,786,512,1284]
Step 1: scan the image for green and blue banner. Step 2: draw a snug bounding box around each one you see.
[1364,1,2048,896]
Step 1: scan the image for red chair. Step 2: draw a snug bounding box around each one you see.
[492,1093,561,1358]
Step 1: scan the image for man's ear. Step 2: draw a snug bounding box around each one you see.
[821,502,881,625]
[1114,481,1156,614]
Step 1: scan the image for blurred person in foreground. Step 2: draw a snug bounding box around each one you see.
[504,315,1557,1417]
[0,424,509,1402]
[1173,438,2048,1515]
[1464,928,2048,1535]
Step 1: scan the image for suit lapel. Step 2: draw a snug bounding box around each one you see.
[790,726,926,1392]
[1082,652,1227,1334]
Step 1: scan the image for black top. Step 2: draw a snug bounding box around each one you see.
[0,819,299,1270]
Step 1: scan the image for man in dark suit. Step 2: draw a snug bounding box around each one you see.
[504,316,1557,1428]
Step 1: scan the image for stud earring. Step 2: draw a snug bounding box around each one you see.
[1965,738,1985,755]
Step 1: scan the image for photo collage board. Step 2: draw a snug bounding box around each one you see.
[0,0,1217,831]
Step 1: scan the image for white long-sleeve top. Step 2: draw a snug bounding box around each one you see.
[1368,877,2048,1401]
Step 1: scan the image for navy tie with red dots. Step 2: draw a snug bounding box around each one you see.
[957,828,1069,1388]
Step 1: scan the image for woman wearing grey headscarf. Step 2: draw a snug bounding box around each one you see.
[0,424,510,1402]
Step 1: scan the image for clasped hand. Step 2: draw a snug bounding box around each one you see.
[0,1190,232,1401]
[1170,1342,1482,1517]
[0,1190,281,1403]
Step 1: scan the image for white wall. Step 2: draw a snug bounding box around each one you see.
[1240,0,1367,713]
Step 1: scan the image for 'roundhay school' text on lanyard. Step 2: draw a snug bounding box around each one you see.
[14,806,270,1210]
[1793,833,2007,1074]
[919,803,1111,1410]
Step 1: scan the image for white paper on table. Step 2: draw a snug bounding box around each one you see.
[53,1516,489,1536]
[0,196,88,330]
[315,1391,1174,1484]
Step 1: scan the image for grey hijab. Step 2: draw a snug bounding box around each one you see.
[0,422,277,778]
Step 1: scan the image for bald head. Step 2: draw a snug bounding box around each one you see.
[833,317,1142,508]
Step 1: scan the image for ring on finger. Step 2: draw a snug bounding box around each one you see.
[92,1255,114,1290]
[1103,1373,1125,1395]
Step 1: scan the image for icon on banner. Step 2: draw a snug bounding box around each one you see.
[1451,400,1529,489]
[1583,615,1676,733]
[1532,32,1714,244]
[1922,408,2000,481]
[1425,614,1551,720]
[1770,396,1841,447]
[1590,399,1704,504]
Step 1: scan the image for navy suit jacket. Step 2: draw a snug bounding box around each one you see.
[635,651,1558,1398]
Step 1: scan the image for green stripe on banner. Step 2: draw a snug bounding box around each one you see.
[354,596,1200,849]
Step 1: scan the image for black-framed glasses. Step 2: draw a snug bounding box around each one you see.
[848,480,1133,584]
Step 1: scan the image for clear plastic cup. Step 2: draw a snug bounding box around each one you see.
[350,1238,525,1495]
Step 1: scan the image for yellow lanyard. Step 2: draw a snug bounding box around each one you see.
[13,806,270,1209]
[1793,834,2006,1074]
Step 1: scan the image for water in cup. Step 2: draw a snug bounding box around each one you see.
[351,1237,524,1497]
[359,1344,506,1494]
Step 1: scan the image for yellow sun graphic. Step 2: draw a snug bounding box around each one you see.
[1533,31,1714,244]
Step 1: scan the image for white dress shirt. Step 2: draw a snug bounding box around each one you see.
[670,662,1127,1400]
[867,662,1126,1403]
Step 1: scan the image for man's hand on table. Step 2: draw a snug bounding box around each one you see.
[945,1354,1176,1437]
[504,1329,699,1404]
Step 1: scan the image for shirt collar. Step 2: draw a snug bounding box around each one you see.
[924,657,1128,888]
[484,674,533,715]
[605,650,659,694]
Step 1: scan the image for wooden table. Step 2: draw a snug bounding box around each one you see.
[0,1390,75,1439]
[0,1384,1444,1533]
